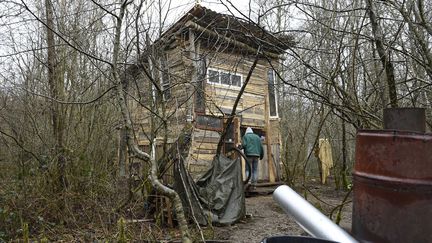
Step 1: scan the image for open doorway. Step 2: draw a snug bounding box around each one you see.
[239,126,268,182]
[240,127,266,144]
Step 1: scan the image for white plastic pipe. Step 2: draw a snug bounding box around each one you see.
[273,185,358,243]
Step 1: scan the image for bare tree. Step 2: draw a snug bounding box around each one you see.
[253,0,432,185]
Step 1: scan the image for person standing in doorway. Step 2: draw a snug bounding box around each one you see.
[241,127,264,187]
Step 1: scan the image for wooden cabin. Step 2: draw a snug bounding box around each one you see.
[131,5,294,183]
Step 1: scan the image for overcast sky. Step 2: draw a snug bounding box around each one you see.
[163,0,259,26]
[0,0,265,86]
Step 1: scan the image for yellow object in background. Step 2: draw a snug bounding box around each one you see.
[316,138,334,184]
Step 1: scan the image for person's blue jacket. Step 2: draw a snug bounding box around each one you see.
[242,129,264,159]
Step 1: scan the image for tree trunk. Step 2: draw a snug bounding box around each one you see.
[112,2,191,242]
[366,0,398,108]
[45,0,66,189]
[341,119,348,189]
[118,128,128,177]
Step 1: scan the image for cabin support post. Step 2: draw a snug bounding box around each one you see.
[265,94,276,182]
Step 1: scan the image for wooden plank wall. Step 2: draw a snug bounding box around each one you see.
[188,128,219,176]
[130,34,282,182]
[187,47,282,181]
[133,43,193,146]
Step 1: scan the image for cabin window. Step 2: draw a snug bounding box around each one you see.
[232,75,241,86]
[207,68,242,88]
[268,69,278,118]
[208,70,219,84]
[221,72,230,85]
[195,55,206,113]
[160,55,171,100]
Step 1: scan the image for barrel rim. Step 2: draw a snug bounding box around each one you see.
[357,129,431,136]
[353,171,432,190]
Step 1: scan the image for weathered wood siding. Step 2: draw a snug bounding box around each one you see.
[186,46,282,180]
[131,34,282,181]
[132,43,192,146]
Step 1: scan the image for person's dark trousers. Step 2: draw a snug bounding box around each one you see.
[246,156,259,185]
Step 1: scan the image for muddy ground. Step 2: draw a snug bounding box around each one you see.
[214,180,353,242]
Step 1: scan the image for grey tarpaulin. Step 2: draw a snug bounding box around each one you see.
[173,154,245,225]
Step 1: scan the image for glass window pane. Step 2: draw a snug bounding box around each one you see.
[220,72,230,85]
[231,74,241,87]
[163,83,171,99]
[161,56,171,100]
[162,71,169,85]
[196,59,207,112]
[268,69,277,117]
[208,70,219,83]
[163,89,171,100]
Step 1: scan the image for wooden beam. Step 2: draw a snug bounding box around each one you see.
[265,92,276,183]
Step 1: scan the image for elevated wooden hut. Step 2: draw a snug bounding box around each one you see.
[131,4,294,182]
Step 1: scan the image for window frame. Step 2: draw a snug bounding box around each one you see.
[159,54,171,101]
[206,67,243,89]
[268,69,279,118]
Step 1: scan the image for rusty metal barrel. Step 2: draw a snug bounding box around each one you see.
[352,108,432,243]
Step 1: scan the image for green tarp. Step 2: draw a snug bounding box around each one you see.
[174,155,246,225]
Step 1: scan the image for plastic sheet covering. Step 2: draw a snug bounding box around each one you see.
[174,154,245,225]
[316,139,333,184]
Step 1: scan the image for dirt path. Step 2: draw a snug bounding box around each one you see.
[214,183,353,242]
[214,195,304,242]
